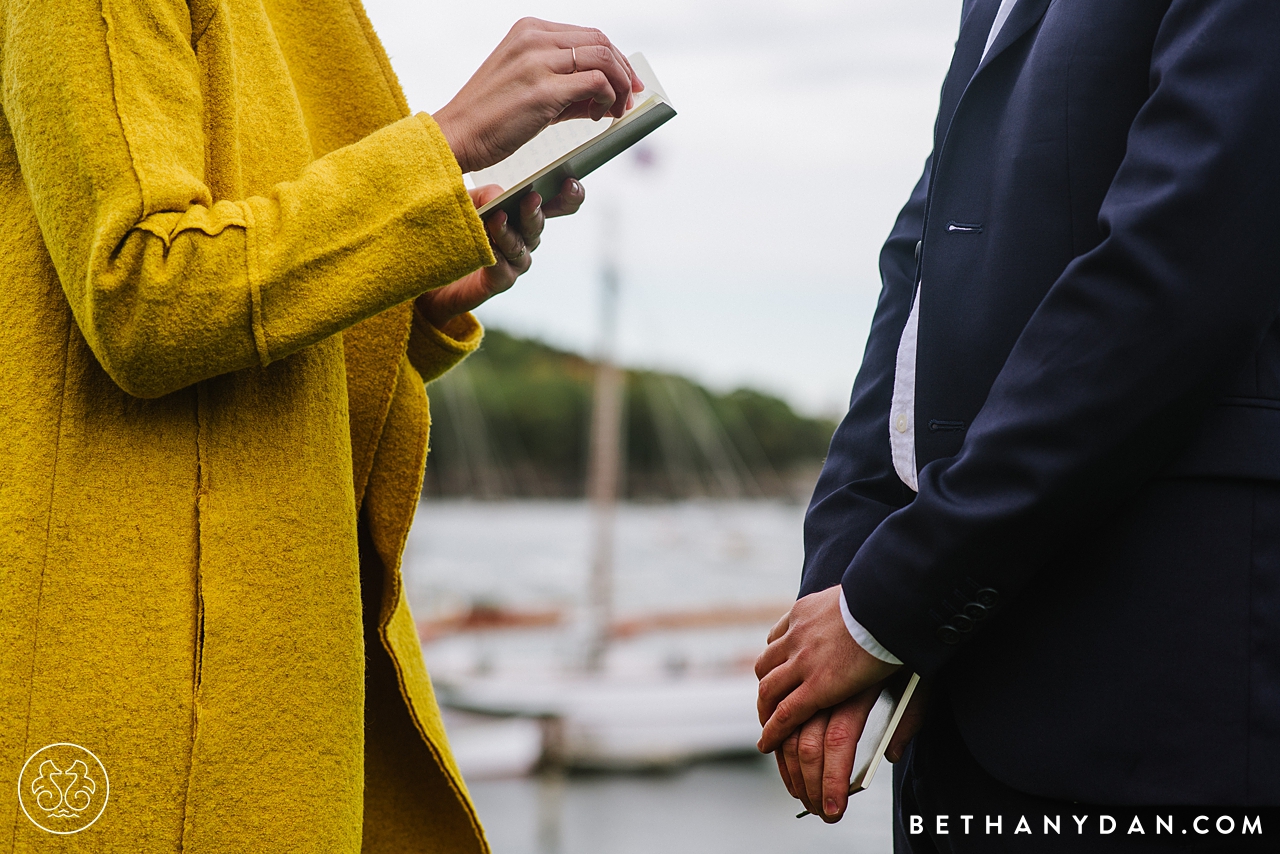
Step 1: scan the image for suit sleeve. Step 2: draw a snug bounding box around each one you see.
[798,159,928,597]
[0,0,494,399]
[843,0,1280,675]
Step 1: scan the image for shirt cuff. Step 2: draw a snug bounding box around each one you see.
[839,590,904,666]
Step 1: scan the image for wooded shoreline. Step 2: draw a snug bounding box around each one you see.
[422,329,838,500]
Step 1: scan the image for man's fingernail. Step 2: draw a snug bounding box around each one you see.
[825,800,838,815]
[570,180,582,195]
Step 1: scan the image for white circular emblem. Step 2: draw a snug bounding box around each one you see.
[17,743,109,834]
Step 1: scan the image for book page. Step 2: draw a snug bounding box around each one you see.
[470,117,610,191]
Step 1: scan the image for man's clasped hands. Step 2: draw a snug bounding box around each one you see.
[755,587,928,823]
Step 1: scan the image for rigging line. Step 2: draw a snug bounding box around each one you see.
[641,373,703,498]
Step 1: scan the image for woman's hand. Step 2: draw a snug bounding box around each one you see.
[433,18,643,174]
[416,179,585,329]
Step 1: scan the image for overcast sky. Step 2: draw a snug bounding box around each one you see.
[362,0,959,415]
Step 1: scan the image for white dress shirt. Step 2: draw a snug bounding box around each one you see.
[843,0,1023,666]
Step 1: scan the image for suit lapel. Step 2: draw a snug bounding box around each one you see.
[934,0,1004,151]
[975,0,1053,76]
[935,0,1054,152]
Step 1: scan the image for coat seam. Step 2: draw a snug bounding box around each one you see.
[99,0,151,217]
[87,0,150,383]
[11,319,72,845]
[179,385,209,849]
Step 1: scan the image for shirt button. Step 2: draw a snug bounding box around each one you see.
[895,413,909,433]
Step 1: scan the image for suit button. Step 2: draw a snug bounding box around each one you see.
[936,625,962,645]
[975,588,999,608]
[951,615,974,633]
[915,240,923,264]
[964,603,989,621]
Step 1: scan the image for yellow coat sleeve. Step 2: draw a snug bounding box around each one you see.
[406,310,484,384]
[0,0,495,399]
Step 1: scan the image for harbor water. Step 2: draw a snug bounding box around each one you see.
[404,499,895,854]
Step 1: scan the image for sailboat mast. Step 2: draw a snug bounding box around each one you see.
[585,204,623,672]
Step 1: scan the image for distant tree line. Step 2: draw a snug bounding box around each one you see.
[421,329,838,500]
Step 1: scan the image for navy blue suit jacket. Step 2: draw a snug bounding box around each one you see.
[803,0,1280,804]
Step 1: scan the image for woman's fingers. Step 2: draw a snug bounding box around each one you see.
[517,192,545,252]
[436,18,636,172]
[538,21,642,104]
[469,184,505,210]
[545,31,639,121]
[548,67,624,123]
[560,42,634,119]
[485,212,531,282]
[542,179,585,218]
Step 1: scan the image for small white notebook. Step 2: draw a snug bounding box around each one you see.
[470,53,676,218]
[849,672,920,793]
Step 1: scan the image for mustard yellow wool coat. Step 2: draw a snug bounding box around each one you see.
[0,0,500,850]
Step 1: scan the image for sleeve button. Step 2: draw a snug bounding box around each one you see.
[936,625,962,645]
[975,588,999,608]
[963,603,989,621]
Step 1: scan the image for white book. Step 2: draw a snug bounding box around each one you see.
[470,53,676,218]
